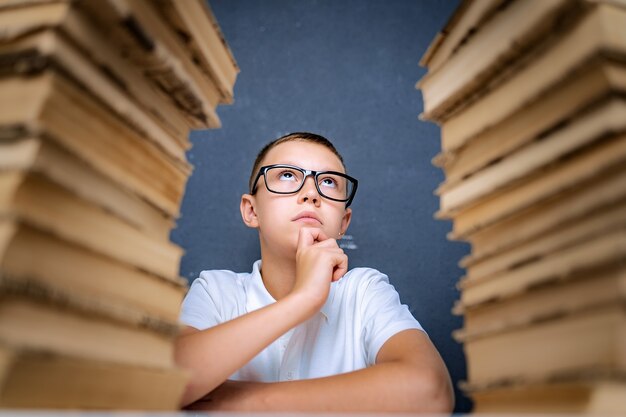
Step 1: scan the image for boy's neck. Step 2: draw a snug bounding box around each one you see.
[258,248,296,301]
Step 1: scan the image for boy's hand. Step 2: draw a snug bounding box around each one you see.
[291,227,348,317]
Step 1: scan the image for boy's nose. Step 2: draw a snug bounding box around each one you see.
[298,176,321,206]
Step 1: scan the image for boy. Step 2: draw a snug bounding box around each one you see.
[175,132,453,412]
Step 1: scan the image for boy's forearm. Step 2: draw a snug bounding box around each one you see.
[175,292,317,407]
[187,361,454,413]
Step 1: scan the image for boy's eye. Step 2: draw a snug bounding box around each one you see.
[279,170,299,181]
[319,176,337,188]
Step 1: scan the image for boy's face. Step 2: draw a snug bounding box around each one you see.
[241,140,352,258]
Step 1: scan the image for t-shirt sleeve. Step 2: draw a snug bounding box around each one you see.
[179,273,224,331]
[359,269,426,365]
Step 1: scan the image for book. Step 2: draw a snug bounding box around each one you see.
[0,294,176,369]
[120,0,230,104]
[418,0,506,73]
[0,0,192,146]
[1,135,173,240]
[0,24,191,165]
[0,344,188,410]
[460,200,626,282]
[445,133,626,237]
[441,3,626,153]
[0,72,188,218]
[458,169,626,258]
[419,0,507,71]
[78,0,223,129]
[458,227,626,308]
[433,58,626,187]
[419,0,626,412]
[437,97,626,215]
[0,343,9,386]
[463,303,626,387]
[454,262,625,340]
[418,0,575,120]
[471,378,626,413]
[150,0,239,103]
[0,0,239,410]
[1,218,186,323]
[0,170,183,281]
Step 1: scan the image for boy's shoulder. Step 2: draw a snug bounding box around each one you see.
[343,266,389,281]
[330,267,409,319]
[338,266,391,294]
[192,268,250,293]
[197,268,248,280]
[344,266,385,278]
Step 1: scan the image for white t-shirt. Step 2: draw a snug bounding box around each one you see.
[180,260,424,382]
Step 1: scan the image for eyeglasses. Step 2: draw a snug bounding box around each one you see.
[250,164,358,207]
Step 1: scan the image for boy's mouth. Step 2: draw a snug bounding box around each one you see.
[292,211,323,225]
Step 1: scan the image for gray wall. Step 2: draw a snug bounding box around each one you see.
[171,0,470,412]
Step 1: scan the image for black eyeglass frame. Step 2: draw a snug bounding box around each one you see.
[250,164,358,207]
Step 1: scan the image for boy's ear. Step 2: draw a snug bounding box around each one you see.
[240,194,259,228]
[340,207,352,235]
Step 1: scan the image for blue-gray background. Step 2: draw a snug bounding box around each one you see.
[171,0,470,412]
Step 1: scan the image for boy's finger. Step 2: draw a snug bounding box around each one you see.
[312,228,329,243]
[331,254,348,282]
[314,237,339,249]
[297,227,327,249]
[297,227,315,250]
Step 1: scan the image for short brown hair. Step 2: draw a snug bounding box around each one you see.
[248,132,346,193]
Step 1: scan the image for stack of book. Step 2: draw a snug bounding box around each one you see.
[0,0,238,410]
[417,0,625,413]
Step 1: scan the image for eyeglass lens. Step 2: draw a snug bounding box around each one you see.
[264,166,354,200]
